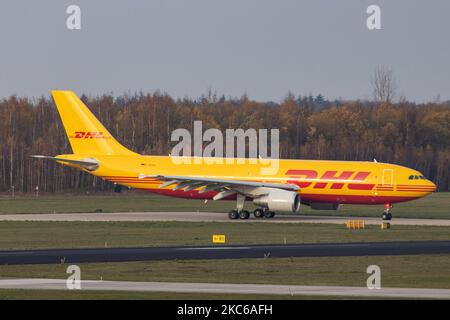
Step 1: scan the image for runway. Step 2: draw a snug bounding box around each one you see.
[1,240,450,265]
[0,278,449,299]
[1,211,450,226]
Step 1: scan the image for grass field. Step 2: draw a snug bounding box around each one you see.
[0,192,448,219]
[0,289,398,300]
[1,219,448,299]
[0,221,449,250]
[0,192,448,300]
[1,255,449,289]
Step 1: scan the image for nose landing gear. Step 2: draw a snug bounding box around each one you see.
[382,203,393,220]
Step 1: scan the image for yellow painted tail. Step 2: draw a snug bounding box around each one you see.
[51,90,138,156]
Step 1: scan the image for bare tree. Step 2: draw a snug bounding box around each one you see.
[371,66,398,103]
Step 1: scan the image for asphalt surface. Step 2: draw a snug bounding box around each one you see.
[1,240,450,265]
[1,278,449,299]
[1,212,450,226]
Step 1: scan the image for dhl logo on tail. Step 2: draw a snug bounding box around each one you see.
[70,131,110,139]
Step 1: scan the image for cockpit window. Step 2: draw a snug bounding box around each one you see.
[409,174,427,180]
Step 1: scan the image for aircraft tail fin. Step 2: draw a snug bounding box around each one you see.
[51,90,137,156]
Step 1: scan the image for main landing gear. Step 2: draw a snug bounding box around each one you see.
[228,210,249,220]
[228,194,275,220]
[382,203,393,221]
[228,208,276,220]
[252,208,275,219]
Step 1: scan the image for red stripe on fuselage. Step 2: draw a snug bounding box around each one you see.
[347,172,374,190]
[142,188,418,204]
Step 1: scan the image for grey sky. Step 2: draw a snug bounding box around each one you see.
[0,0,449,102]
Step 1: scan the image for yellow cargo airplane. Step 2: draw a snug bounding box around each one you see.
[32,91,436,221]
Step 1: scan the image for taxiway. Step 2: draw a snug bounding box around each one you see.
[1,240,450,265]
[0,278,449,299]
[0,212,449,226]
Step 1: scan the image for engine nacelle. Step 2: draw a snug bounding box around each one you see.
[253,189,300,213]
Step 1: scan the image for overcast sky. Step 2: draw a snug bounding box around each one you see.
[0,0,449,102]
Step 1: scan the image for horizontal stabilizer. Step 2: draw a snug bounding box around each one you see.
[31,155,99,171]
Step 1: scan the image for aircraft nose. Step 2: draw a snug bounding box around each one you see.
[428,181,437,192]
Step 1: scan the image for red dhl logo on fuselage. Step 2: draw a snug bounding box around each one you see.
[285,169,374,190]
[70,131,110,139]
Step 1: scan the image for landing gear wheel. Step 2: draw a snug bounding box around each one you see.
[239,210,250,220]
[253,208,264,218]
[382,212,392,221]
[264,211,275,219]
[228,210,239,220]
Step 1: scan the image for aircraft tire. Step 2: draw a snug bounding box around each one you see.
[239,210,250,220]
[382,212,392,221]
[228,210,239,220]
[264,211,275,219]
[253,208,264,218]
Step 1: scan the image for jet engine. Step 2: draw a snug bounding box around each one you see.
[253,189,300,213]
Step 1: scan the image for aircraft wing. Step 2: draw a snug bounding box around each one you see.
[138,174,299,200]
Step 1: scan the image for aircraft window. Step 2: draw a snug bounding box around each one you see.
[420,176,426,180]
[408,175,414,180]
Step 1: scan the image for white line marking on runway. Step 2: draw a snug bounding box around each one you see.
[0,278,449,299]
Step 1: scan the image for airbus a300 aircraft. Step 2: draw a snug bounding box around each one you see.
[33,91,437,221]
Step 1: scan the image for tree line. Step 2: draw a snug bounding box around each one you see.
[0,92,449,193]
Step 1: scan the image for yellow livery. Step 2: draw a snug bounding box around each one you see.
[33,91,437,221]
